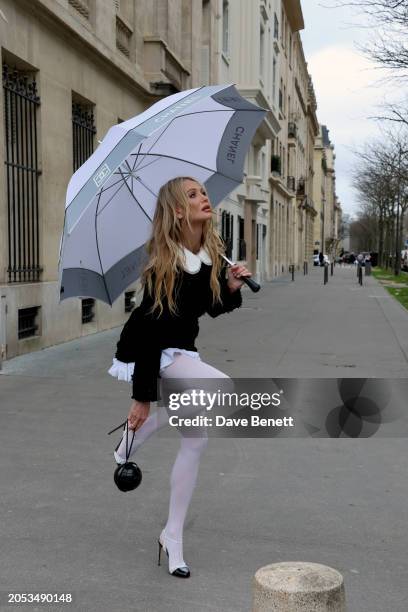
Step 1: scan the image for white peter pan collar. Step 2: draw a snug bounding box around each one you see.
[180,246,212,273]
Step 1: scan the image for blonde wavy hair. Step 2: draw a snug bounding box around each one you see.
[141,177,225,315]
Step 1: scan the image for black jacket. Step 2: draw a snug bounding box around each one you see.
[115,262,242,401]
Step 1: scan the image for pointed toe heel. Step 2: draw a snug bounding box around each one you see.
[157,532,191,578]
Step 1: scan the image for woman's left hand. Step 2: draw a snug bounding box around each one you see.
[227,264,252,292]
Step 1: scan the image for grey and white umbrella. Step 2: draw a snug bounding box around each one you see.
[59,84,266,305]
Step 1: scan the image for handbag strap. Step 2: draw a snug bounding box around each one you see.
[124,422,136,462]
[107,419,135,463]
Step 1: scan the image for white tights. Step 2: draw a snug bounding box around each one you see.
[114,354,231,570]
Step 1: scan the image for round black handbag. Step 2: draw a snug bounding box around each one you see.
[108,420,142,492]
[114,461,142,492]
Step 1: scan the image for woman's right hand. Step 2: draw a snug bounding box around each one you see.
[127,400,150,430]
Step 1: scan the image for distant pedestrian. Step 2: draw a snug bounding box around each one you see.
[319,251,324,266]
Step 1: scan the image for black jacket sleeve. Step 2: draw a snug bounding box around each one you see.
[130,335,162,402]
[115,292,163,403]
[206,266,242,318]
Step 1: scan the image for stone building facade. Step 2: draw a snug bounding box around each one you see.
[0,0,341,362]
[215,0,320,279]
[312,124,342,258]
[0,0,218,360]
[215,0,280,280]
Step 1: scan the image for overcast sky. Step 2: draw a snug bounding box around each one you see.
[299,1,395,217]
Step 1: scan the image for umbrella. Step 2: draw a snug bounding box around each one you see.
[59,84,266,305]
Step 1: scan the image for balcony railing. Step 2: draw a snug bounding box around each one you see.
[116,15,133,57]
[68,0,90,19]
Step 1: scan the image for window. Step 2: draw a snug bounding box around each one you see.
[272,57,277,103]
[222,1,229,56]
[238,216,246,260]
[201,0,211,85]
[279,78,283,110]
[260,24,265,82]
[3,64,42,283]
[289,32,292,66]
[72,98,96,172]
[274,13,279,39]
[256,224,261,260]
[221,210,234,258]
[82,298,95,324]
[18,306,40,339]
[280,8,284,44]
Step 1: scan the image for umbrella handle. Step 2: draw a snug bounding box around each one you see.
[241,275,261,293]
[221,255,261,293]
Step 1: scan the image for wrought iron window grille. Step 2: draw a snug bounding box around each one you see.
[18,306,40,339]
[72,101,96,172]
[81,298,95,324]
[3,63,42,283]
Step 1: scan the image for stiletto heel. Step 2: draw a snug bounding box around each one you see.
[158,539,163,566]
[158,531,190,578]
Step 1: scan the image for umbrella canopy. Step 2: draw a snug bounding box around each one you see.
[59,84,266,305]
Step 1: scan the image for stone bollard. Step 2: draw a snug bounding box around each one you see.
[252,562,346,612]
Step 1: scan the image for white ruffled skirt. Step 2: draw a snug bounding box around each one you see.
[108,347,201,382]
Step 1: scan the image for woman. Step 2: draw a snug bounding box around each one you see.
[109,176,251,578]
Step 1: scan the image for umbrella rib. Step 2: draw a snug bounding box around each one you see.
[95,189,113,306]
[99,175,129,194]
[131,142,143,172]
[127,152,240,184]
[96,176,129,216]
[118,168,153,222]
[134,177,158,200]
[130,155,162,174]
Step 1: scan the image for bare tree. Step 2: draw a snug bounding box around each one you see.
[328,0,408,77]
[329,1,408,126]
[350,128,408,271]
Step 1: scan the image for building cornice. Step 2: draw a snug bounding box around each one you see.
[282,0,304,32]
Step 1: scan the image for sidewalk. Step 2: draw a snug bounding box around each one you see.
[1,266,407,611]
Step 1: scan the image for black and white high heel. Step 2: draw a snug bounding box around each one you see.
[157,530,190,578]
